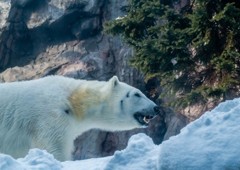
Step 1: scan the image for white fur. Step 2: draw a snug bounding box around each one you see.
[0,76,157,161]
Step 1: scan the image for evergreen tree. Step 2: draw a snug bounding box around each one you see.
[104,0,240,109]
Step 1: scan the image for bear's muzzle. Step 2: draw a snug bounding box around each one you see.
[133,106,161,125]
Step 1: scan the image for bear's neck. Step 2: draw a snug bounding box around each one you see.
[68,87,106,120]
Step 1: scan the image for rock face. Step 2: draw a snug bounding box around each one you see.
[0,0,188,160]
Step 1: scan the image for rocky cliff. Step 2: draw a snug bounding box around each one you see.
[0,0,188,160]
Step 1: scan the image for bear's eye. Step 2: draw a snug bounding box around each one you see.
[65,109,70,115]
[134,93,141,98]
[126,92,130,98]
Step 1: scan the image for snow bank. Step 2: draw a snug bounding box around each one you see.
[104,133,158,170]
[0,134,157,170]
[1,98,240,170]
[158,98,240,170]
[0,149,62,170]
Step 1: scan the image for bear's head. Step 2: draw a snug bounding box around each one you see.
[98,76,161,131]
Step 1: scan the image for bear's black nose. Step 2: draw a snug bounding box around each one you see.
[154,106,161,114]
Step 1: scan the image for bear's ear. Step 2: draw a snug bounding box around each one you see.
[109,76,119,89]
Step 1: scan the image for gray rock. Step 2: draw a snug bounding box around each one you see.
[163,107,188,141]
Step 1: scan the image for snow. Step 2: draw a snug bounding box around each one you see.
[0,134,158,170]
[158,98,240,170]
[103,133,158,170]
[1,98,240,170]
[0,149,62,170]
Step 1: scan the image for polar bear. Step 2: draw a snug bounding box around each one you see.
[0,76,160,161]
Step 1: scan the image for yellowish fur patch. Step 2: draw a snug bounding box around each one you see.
[68,87,104,120]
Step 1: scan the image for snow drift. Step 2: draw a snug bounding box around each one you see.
[158,98,240,169]
[0,98,240,170]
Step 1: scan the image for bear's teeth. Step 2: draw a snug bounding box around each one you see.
[143,116,150,124]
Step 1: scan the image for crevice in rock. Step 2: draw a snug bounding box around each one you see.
[43,64,65,77]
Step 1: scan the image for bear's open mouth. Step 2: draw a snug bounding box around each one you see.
[133,112,155,126]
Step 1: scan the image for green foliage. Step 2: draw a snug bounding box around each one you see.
[104,0,240,109]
